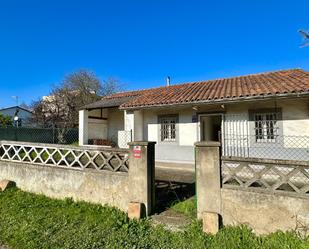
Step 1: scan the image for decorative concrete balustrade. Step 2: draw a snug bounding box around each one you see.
[195,142,309,235]
[222,157,309,196]
[0,140,156,217]
[0,140,129,173]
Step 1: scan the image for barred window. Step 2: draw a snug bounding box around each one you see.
[159,115,177,142]
[254,112,279,143]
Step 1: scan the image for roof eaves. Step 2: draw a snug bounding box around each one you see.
[80,96,138,110]
[0,106,33,114]
[119,91,309,110]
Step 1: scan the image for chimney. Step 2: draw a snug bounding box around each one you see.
[166,76,171,86]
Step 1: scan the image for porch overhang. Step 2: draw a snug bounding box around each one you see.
[80,96,135,110]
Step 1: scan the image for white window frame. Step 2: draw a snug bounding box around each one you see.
[158,115,178,143]
[250,109,281,143]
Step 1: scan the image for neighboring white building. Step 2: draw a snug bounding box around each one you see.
[79,69,309,167]
[0,106,33,127]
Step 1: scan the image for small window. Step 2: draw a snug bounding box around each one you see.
[253,112,279,143]
[159,115,177,142]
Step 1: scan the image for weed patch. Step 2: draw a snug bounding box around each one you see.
[170,197,196,218]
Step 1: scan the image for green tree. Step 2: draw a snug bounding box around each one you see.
[0,114,12,127]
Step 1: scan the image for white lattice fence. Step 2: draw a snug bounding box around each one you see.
[0,141,129,173]
[222,157,309,196]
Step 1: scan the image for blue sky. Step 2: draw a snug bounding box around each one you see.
[0,0,308,108]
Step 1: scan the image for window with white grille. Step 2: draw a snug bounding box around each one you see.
[159,115,177,142]
[254,112,279,143]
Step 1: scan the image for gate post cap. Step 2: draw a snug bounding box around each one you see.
[195,141,221,147]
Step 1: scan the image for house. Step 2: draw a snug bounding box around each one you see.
[79,69,309,167]
[0,106,33,127]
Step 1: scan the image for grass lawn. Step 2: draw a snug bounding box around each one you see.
[170,197,197,219]
[0,188,308,249]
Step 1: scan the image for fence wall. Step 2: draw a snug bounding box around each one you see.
[223,134,309,161]
[195,142,309,235]
[221,188,309,235]
[222,113,309,161]
[0,160,130,211]
[0,140,155,214]
[0,127,78,144]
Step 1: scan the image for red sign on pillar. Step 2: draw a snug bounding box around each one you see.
[133,146,142,159]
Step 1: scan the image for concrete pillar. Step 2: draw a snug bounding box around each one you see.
[124,110,134,143]
[133,110,143,141]
[124,110,134,132]
[128,141,156,217]
[195,141,221,223]
[124,110,144,141]
[79,110,89,146]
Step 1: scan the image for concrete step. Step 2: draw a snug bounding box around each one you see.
[151,209,192,231]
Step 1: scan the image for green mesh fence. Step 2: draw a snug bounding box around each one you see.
[0,127,78,144]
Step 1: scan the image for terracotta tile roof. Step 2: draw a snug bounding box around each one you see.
[104,69,309,109]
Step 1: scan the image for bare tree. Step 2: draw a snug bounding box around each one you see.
[102,77,123,96]
[19,101,31,110]
[31,69,122,142]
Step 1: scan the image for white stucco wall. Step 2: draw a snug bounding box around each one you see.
[87,109,108,140]
[80,97,308,161]
[281,99,309,136]
[179,109,197,146]
[107,108,124,143]
[143,107,198,144]
[225,98,309,137]
[143,107,197,163]
[88,119,107,140]
[134,110,144,141]
[144,111,157,142]
[222,98,309,159]
[140,97,309,163]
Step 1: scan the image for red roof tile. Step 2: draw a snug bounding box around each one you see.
[103,69,309,109]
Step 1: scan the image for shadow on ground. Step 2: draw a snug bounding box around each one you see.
[155,167,195,214]
[155,181,195,214]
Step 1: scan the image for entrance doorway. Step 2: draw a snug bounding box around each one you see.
[200,114,223,142]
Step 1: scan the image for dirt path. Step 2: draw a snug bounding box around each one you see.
[153,164,195,231]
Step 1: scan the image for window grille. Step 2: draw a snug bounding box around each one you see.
[254,112,278,143]
[159,115,177,142]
